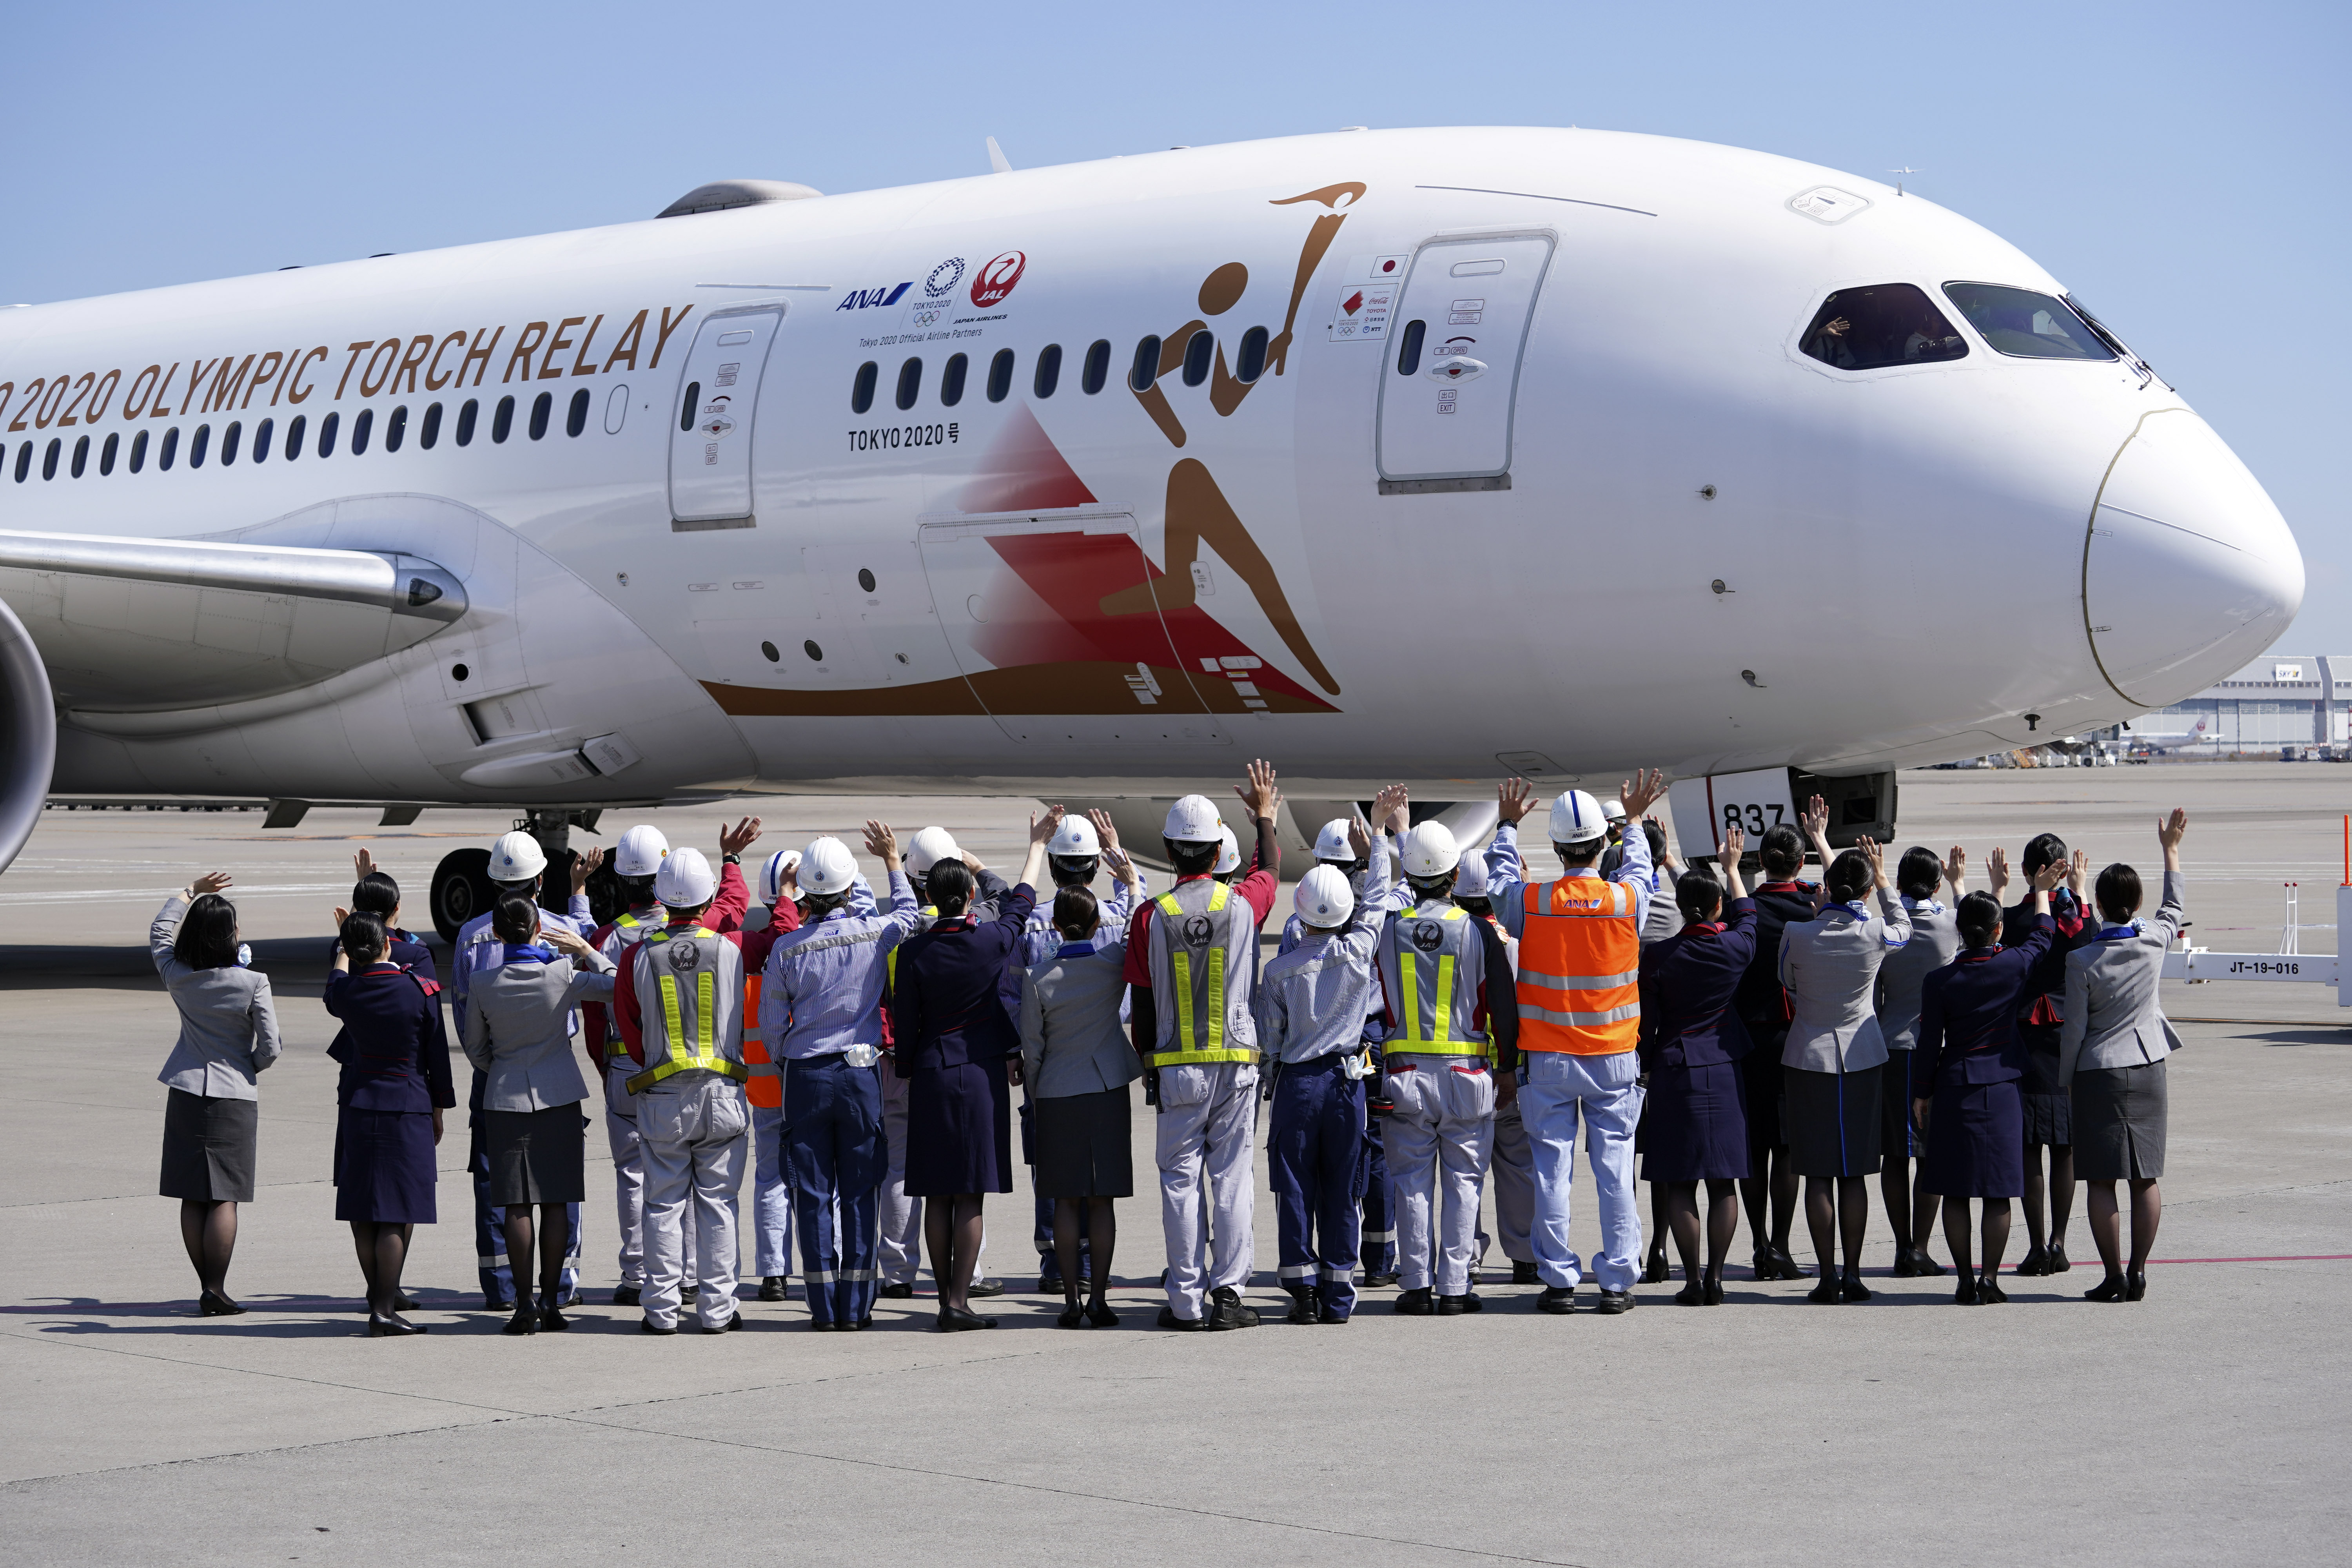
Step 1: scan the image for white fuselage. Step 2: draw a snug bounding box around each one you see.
[0,127,2301,806]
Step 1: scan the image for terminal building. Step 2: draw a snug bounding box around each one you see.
[2127,653,2349,754]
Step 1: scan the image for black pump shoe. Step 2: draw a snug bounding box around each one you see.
[1977,1273,2009,1304]
[1838,1275,1873,1304]
[936,1305,998,1332]
[1807,1278,1842,1304]
[1769,1244,1809,1280]
[2013,1246,2050,1278]
[2047,1241,2072,1274]
[2125,1270,2147,1302]
[1701,1276,1725,1306]
[1911,1251,1947,1277]
[502,1304,540,1336]
[1953,1274,1981,1305]
[2084,1274,2127,1303]
[1056,1304,1086,1328]
[1674,1281,1705,1306]
[1641,1245,1672,1284]
[367,1312,427,1336]
[197,1289,245,1317]
[1087,1298,1120,1327]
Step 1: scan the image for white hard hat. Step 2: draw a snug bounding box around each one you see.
[1213,824,1242,876]
[1163,794,1223,844]
[1403,821,1461,878]
[488,831,548,884]
[802,837,857,897]
[613,824,669,878]
[1047,815,1100,857]
[905,826,960,877]
[758,848,802,905]
[1548,789,1610,846]
[1313,817,1354,862]
[1454,853,1491,898]
[1295,864,1356,929]
[1602,797,1628,824]
[655,846,718,908]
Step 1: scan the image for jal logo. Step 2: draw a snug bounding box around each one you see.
[668,940,701,969]
[1181,915,1214,949]
[1412,923,1443,953]
[924,257,967,298]
[970,250,1026,308]
[835,282,914,312]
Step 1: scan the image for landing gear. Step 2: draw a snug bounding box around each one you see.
[429,848,494,943]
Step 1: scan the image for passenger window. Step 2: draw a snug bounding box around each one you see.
[160,427,180,470]
[351,408,373,454]
[71,435,89,477]
[282,416,304,461]
[252,419,272,463]
[100,432,118,474]
[189,424,211,468]
[317,411,338,457]
[1940,282,2115,361]
[987,348,1014,403]
[13,442,29,481]
[528,392,551,440]
[940,353,968,407]
[566,388,589,437]
[1082,339,1111,395]
[492,396,514,443]
[129,430,148,473]
[896,357,923,411]
[1395,320,1426,376]
[420,403,441,450]
[1130,335,1161,392]
[386,406,407,452]
[1236,326,1269,384]
[1034,343,1062,399]
[42,438,59,479]
[1800,284,1967,370]
[456,399,477,446]
[850,361,877,414]
[1181,329,1212,387]
[220,422,241,465]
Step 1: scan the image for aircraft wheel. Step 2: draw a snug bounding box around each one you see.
[430,848,494,943]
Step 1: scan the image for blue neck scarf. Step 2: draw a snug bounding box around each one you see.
[503,942,555,964]
[1059,940,1097,959]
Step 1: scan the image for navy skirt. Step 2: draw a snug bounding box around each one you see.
[1881,1049,1929,1159]
[905,1059,1013,1197]
[1922,1080,2024,1198]
[334,1107,438,1223]
[1784,1063,1883,1178]
[1641,1060,1750,1183]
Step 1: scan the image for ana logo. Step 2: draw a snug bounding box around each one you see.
[835,281,914,312]
[970,250,1026,308]
[1181,915,1214,949]
[924,257,966,298]
[1412,922,1443,953]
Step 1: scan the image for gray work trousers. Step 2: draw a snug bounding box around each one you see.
[639,1076,749,1330]
[1382,1056,1496,1295]
[1156,1060,1259,1319]
[604,1061,698,1287]
[877,1056,923,1285]
[1479,1096,1535,1267]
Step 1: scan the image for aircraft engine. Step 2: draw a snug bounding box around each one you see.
[0,595,58,876]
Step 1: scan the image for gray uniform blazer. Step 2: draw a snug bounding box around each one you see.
[1875,897,1962,1051]
[1779,887,1911,1073]
[151,893,282,1099]
[2059,870,2187,1085]
[1019,931,1141,1099]
[461,951,615,1111]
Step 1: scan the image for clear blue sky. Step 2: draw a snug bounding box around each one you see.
[5,1,2343,652]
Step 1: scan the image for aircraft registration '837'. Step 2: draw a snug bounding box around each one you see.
[0,126,2302,903]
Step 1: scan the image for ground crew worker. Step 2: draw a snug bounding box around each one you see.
[1482,769,1670,1314]
[609,848,753,1334]
[765,827,925,1330]
[1377,820,1520,1315]
[1019,810,1145,1294]
[583,822,758,1304]
[1124,761,1285,1330]
[745,849,805,1300]
[1256,786,1405,1323]
[1457,851,1537,1284]
[452,830,599,1312]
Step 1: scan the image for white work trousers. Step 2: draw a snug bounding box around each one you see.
[877,1057,923,1285]
[1156,1060,1259,1319]
[639,1077,750,1330]
[603,1062,699,1287]
[1520,1049,1645,1294]
[1479,1097,1535,1268]
[750,1103,794,1278]
[1381,1058,1496,1295]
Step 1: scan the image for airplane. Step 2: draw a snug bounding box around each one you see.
[2123,717,2214,759]
[0,126,2303,935]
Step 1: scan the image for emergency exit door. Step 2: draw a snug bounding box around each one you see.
[669,308,783,528]
[1376,236,1554,491]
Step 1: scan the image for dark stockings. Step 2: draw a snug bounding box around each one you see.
[925,1194,985,1312]
[1054,1198,1115,1308]
[1942,1196,2012,1278]
[1880,1158,1943,1259]
[2086,1178,2161,1278]
[179,1200,238,1298]
[2021,1140,2075,1253]
[1739,1146,1800,1254]
[350,1221,413,1320]
[503,1204,571,1306]
[1804,1175,1869,1282]
[1665,1180,1739,1286]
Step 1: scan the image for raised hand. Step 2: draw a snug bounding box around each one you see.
[1235,759,1282,822]
[1942,845,1967,892]
[1987,846,2011,901]
[1800,794,1830,846]
[330,904,350,931]
[1031,805,1067,846]
[1719,823,1746,874]
[1088,808,1123,855]
[864,820,900,868]
[1861,836,1887,886]
[2158,807,2188,860]
[1620,768,1669,820]
[1374,782,1409,835]
[352,849,376,881]
[571,845,604,892]
[1347,815,1372,861]
[719,816,763,857]
[2068,848,2091,898]
[1497,777,1539,826]
[543,926,592,956]
[192,871,233,897]
[2030,855,2068,894]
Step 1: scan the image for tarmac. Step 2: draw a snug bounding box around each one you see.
[2,762,2347,1565]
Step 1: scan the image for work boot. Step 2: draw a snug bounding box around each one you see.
[681,1283,700,1303]
[1537,1286,1576,1314]
[969,1276,1007,1298]
[1437,1292,1483,1316]
[1156,1305,1205,1332]
[1511,1260,1540,1285]
[1038,1255,1065,1295]
[758,1276,788,1302]
[878,1281,915,1299]
[1207,1286,1259,1329]
[639,1318,678,1336]
[1394,1287,1436,1316]
[1595,1289,1636,1315]
[699,1314,743,1334]
[1362,1270,1400,1289]
[611,1284,642,1307]
[1284,1289,1319,1325]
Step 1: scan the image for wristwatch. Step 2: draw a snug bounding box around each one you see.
[722,853,741,865]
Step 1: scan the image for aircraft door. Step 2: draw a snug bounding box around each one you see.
[916,514,1230,753]
[1376,236,1554,491]
[668,308,783,528]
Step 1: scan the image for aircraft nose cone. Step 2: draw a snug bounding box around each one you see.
[2083,409,2303,706]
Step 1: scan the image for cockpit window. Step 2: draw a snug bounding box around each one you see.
[1940,283,2115,361]
[1799,284,1967,370]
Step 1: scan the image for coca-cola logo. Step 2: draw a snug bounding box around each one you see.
[970,250,1027,308]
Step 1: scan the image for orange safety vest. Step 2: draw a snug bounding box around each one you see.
[742,972,782,1109]
[1515,876,1642,1054]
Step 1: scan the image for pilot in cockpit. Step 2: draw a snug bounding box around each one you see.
[1904,311,1965,362]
